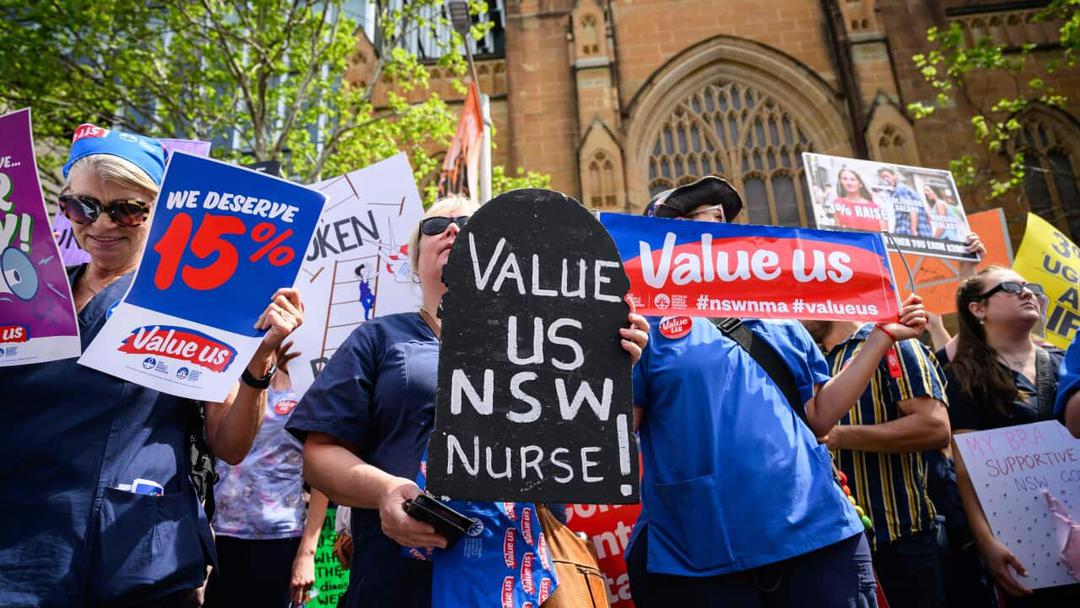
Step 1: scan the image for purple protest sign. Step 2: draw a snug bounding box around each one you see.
[0,108,80,365]
[52,137,212,266]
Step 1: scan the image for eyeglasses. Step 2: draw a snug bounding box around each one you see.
[678,204,725,222]
[59,194,151,227]
[419,215,469,236]
[979,281,1045,300]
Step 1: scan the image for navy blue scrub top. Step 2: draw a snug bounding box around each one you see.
[287,312,439,608]
[0,266,214,607]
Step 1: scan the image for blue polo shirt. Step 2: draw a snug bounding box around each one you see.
[0,266,214,607]
[1056,336,1080,421]
[286,313,439,608]
[629,317,863,576]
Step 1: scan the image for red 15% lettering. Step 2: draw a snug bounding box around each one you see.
[153,212,296,291]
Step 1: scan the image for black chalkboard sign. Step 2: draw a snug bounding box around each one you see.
[426,189,639,504]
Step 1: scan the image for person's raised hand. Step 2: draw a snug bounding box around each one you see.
[255,288,304,351]
[274,340,301,375]
[877,294,927,343]
[958,232,986,277]
[378,478,448,549]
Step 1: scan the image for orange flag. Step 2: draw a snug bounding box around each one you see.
[437,82,484,203]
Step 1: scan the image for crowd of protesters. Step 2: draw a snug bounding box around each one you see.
[2,122,1080,608]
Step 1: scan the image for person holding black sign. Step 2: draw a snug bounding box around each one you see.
[286,195,649,608]
[626,176,927,607]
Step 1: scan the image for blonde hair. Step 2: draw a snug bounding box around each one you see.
[64,154,160,199]
[408,195,479,275]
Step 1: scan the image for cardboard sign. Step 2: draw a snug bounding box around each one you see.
[563,502,642,607]
[290,153,423,394]
[890,208,1014,314]
[1013,213,1080,349]
[426,189,639,503]
[78,152,326,401]
[803,152,975,261]
[599,212,900,322]
[310,507,349,607]
[0,108,80,366]
[53,137,213,267]
[954,421,1080,589]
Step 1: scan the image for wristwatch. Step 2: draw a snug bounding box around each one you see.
[241,363,277,389]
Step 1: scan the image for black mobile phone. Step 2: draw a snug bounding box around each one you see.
[402,492,474,546]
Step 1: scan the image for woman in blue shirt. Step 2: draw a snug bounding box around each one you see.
[286,195,650,608]
[0,126,304,607]
[626,176,928,607]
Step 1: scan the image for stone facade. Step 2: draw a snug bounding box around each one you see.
[359,0,1080,242]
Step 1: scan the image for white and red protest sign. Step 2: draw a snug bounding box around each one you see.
[954,421,1080,589]
[599,213,900,321]
[563,502,641,607]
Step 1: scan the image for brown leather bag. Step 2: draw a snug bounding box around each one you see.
[536,505,611,608]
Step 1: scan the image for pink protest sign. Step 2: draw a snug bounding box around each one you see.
[955,421,1080,589]
[0,108,80,365]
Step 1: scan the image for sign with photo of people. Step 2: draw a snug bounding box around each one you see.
[802,153,975,261]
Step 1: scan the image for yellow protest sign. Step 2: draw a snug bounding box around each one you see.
[1013,213,1080,348]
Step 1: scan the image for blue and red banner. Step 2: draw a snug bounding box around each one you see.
[599,213,901,322]
[78,152,326,400]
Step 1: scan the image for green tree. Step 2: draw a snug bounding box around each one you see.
[0,0,548,197]
[907,0,1079,198]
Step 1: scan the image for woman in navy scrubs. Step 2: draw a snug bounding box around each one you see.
[0,126,304,607]
[286,195,650,608]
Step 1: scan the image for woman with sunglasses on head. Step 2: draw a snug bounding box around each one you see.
[938,267,1080,606]
[0,125,304,607]
[286,195,649,608]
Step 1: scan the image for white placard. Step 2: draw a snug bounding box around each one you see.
[954,420,1080,589]
[290,153,424,395]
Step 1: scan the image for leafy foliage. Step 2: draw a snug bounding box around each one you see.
[906,0,1078,198]
[0,0,548,198]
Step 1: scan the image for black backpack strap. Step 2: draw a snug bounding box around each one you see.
[712,318,809,427]
[1034,347,1056,421]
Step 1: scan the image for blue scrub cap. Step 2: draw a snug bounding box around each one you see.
[62,124,167,186]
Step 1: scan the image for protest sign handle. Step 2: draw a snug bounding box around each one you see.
[884,231,917,295]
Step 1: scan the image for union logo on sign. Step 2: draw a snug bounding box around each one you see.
[653,293,671,309]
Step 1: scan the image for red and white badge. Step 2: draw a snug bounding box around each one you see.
[274,399,298,415]
[658,315,692,340]
[885,346,903,379]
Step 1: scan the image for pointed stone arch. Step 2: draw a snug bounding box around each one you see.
[624,36,853,225]
[579,119,626,211]
[866,102,921,166]
[1013,105,1080,239]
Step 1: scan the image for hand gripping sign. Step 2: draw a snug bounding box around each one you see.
[599,212,901,321]
[0,108,81,366]
[426,189,639,504]
[954,421,1080,589]
[79,152,326,401]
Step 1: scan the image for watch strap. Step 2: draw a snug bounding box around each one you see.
[241,363,276,389]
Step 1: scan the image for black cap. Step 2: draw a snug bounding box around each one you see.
[645,176,743,221]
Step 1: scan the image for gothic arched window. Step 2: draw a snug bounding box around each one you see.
[646,81,814,226]
[1016,110,1080,239]
[588,151,618,208]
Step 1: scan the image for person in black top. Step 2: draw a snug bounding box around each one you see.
[939,266,1079,607]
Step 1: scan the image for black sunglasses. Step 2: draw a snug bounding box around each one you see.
[979,280,1045,300]
[59,194,151,227]
[419,215,469,236]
